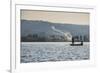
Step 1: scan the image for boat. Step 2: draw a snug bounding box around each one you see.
[70,37,83,46]
[70,43,83,46]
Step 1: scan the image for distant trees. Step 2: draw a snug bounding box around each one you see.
[21,34,36,42]
[21,33,89,42]
[72,35,89,42]
[21,33,46,42]
[83,35,89,42]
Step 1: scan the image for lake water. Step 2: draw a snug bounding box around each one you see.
[21,42,89,63]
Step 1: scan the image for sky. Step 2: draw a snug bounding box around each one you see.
[21,10,89,25]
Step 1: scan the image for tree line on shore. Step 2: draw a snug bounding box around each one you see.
[21,33,89,42]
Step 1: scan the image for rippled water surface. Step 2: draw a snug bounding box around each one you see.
[21,42,89,63]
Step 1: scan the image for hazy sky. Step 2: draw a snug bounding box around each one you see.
[21,10,89,25]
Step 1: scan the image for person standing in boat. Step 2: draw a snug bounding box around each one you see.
[80,40,83,45]
[72,37,74,44]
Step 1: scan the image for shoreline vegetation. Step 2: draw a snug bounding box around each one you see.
[21,34,89,42]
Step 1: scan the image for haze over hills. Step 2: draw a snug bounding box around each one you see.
[21,20,89,37]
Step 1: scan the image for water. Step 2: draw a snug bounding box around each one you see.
[21,42,89,63]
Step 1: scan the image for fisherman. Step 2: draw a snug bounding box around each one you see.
[72,37,74,44]
[80,40,83,45]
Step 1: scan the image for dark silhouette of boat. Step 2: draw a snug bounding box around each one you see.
[70,37,83,46]
[70,42,83,46]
